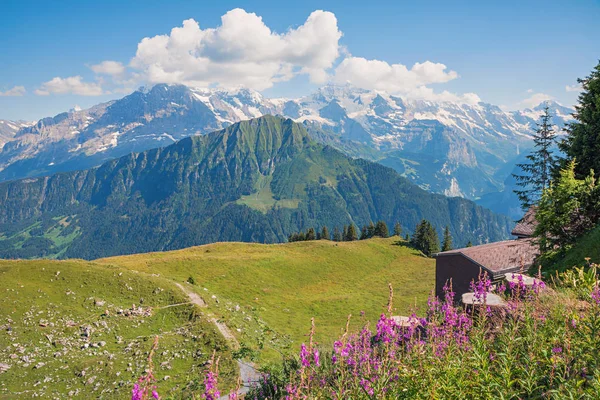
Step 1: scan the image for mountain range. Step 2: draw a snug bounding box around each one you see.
[0,84,574,217]
[0,115,512,259]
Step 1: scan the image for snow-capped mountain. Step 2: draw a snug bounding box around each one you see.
[0,119,34,148]
[0,84,573,204]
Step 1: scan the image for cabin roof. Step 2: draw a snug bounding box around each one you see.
[511,207,537,237]
[434,238,539,275]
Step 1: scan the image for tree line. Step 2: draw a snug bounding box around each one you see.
[288,221,394,242]
[288,219,455,258]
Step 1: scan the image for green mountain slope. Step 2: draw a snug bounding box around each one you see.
[0,115,512,259]
[540,225,600,272]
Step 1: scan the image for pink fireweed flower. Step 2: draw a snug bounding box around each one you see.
[300,343,310,367]
[592,286,600,306]
[313,348,320,367]
[203,371,220,400]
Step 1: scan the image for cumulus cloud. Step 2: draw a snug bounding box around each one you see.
[519,92,553,108]
[565,84,581,93]
[35,76,104,96]
[90,61,126,76]
[331,57,479,103]
[333,57,458,91]
[129,8,342,90]
[0,86,26,96]
[30,8,483,104]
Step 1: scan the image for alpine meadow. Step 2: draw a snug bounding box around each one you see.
[0,2,599,399]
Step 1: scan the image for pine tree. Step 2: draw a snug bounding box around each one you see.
[321,226,329,240]
[466,241,473,247]
[367,222,375,238]
[360,225,368,240]
[512,105,557,209]
[342,225,348,241]
[333,227,342,242]
[306,227,316,241]
[405,233,410,242]
[374,221,389,238]
[559,61,600,180]
[441,225,453,251]
[411,219,439,257]
[346,224,358,241]
[393,222,402,237]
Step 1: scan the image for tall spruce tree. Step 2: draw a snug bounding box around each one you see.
[411,219,440,257]
[332,227,342,242]
[321,226,330,240]
[393,222,402,237]
[360,225,369,240]
[374,221,389,238]
[512,105,557,209]
[342,225,348,241]
[306,227,316,241]
[441,226,453,251]
[346,224,358,241]
[367,222,375,238]
[559,61,600,180]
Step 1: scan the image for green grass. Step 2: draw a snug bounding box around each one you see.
[540,226,600,273]
[0,260,236,399]
[97,237,435,362]
[236,174,300,213]
[0,238,434,397]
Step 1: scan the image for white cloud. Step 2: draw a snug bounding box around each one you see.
[90,61,126,76]
[0,86,26,96]
[526,88,533,93]
[565,84,581,93]
[129,8,342,90]
[333,57,458,92]
[519,92,553,109]
[35,76,104,96]
[331,57,479,104]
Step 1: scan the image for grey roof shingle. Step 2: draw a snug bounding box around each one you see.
[435,238,539,274]
[512,207,537,238]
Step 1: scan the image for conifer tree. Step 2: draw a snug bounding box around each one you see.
[559,61,600,180]
[321,226,330,240]
[342,225,348,241]
[405,233,410,242]
[360,225,369,240]
[411,219,440,257]
[393,222,402,237]
[346,224,358,241]
[374,221,389,238]
[466,241,473,247]
[306,227,316,241]
[333,227,342,242]
[441,226,453,251]
[367,222,375,238]
[512,105,557,209]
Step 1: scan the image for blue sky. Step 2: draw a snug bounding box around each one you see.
[1,0,598,120]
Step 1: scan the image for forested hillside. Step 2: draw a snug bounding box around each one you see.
[0,115,512,259]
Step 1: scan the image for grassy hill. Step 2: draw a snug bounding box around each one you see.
[97,238,434,362]
[0,259,237,399]
[0,237,434,397]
